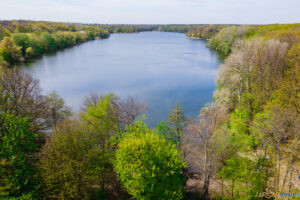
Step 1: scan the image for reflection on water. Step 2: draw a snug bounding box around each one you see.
[20,32,222,126]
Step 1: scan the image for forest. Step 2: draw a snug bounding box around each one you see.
[0,21,299,200]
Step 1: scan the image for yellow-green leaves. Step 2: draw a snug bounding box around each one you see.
[115,121,186,200]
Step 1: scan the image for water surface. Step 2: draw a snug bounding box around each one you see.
[21,32,221,126]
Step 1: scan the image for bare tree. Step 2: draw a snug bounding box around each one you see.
[183,103,224,200]
[216,38,289,114]
[45,90,72,128]
[117,96,147,126]
[0,68,69,132]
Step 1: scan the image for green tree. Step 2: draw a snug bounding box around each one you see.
[0,25,11,41]
[114,121,186,200]
[0,36,22,64]
[167,102,187,148]
[12,33,30,56]
[80,94,120,192]
[39,119,104,199]
[0,113,39,199]
[40,32,57,52]
[219,155,267,199]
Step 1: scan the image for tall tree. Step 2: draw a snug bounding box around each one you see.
[168,102,187,148]
[184,103,222,200]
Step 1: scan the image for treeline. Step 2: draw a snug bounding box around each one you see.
[0,20,110,66]
[186,25,225,39]
[100,24,208,33]
[187,23,300,57]
[101,24,158,33]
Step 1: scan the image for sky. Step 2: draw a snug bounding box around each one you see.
[0,0,299,24]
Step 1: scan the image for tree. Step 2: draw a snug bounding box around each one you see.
[0,36,22,64]
[184,103,222,200]
[82,93,146,128]
[12,33,30,56]
[253,104,299,192]
[40,32,57,52]
[156,120,173,141]
[45,90,71,128]
[114,121,186,200]
[80,94,120,192]
[0,68,59,132]
[39,94,145,199]
[208,26,253,56]
[0,24,11,41]
[0,113,39,199]
[39,119,104,199]
[168,102,187,148]
[80,93,145,194]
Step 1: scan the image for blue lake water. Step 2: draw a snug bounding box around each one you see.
[21,32,221,126]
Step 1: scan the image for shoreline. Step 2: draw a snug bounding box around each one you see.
[187,36,209,41]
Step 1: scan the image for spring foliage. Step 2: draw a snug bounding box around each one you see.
[114,121,186,200]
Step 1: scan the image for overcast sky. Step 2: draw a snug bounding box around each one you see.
[0,0,299,24]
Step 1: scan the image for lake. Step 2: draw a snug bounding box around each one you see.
[20,32,221,126]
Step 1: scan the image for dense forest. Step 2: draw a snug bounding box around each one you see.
[0,21,299,200]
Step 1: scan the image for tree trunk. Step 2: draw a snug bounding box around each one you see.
[202,172,211,200]
[231,179,235,198]
[202,143,210,200]
[221,179,224,197]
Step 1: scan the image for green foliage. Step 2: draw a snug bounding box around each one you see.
[39,119,104,199]
[155,120,173,141]
[230,108,250,135]
[25,47,34,58]
[0,37,22,64]
[219,156,266,200]
[213,23,300,199]
[0,20,111,64]
[114,121,186,200]
[12,33,30,56]
[40,32,57,52]
[80,93,119,140]
[0,113,39,199]
[167,102,187,147]
[0,24,11,41]
[208,26,254,56]
[0,21,299,199]
[187,25,223,39]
